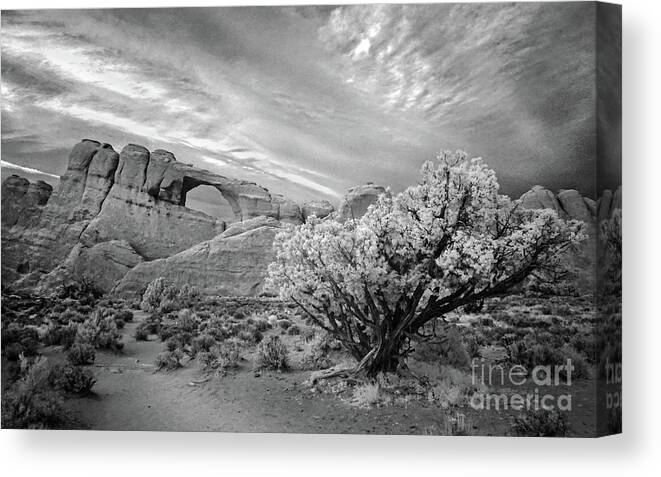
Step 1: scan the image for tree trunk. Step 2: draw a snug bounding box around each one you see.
[361,331,407,377]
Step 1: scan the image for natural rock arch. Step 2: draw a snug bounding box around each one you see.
[180,176,243,222]
[181,181,239,223]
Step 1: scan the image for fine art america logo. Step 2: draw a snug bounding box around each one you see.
[469,358,574,412]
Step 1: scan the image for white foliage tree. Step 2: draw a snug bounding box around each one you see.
[266,151,585,376]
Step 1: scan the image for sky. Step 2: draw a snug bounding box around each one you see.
[1,3,620,204]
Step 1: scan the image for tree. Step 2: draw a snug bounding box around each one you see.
[266,151,585,377]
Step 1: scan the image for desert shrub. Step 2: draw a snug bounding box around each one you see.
[66,343,96,365]
[301,333,335,370]
[253,318,271,332]
[3,342,25,361]
[142,314,163,334]
[228,322,242,337]
[140,277,199,313]
[537,304,554,315]
[559,344,590,379]
[352,383,381,407]
[477,317,494,327]
[553,304,574,317]
[412,325,470,369]
[512,409,568,437]
[176,308,199,333]
[76,309,123,350]
[203,316,230,341]
[507,337,589,380]
[141,277,174,312]
[253,329,265,342]
[134,324,149,341]
[155,349,185,371]
[287,324,301,335]
[158,324,177,342]
[423,411,475,436]
[199,341,241,372]
[58,309,85,324]
[2,325,40,356]
[42,322,78,348]
[1,358,69,429]
[191,333,216,356]
[49,364,96,395]
[4,333,40,360]
[570,333,595,361]
[115,309,134,322]
[114,318,126,329]
[254,336,289,371]
[165,335,184,352]
[277,319,291,330]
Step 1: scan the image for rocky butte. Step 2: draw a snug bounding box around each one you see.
[1,139,621,297]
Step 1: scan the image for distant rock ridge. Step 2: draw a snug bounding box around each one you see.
[519,184,621,222]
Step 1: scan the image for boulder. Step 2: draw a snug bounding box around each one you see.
[113,216,282,297]
[519,185,565,216]
[557,189,593,223]
[271,194,303,224]
[583,197,598,217]
[336,183,387,222]
[36,240,144,294]
[2,175,31,227]
[1,175,53,227]
[301,200,335,221]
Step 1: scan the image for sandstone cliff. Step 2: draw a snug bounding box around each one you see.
[1,139,300,291]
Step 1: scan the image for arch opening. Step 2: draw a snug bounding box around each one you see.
[183,184,237,224]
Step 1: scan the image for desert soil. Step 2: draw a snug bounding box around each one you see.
[61,311,597,436]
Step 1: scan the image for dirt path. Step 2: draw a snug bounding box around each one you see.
[66,311,447,434]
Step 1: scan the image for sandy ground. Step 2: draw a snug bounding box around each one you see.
[65,311,450,434]
[62,311,597,436]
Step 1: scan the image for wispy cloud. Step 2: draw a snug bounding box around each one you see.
[1,160,59,179]
[1,5,605,201]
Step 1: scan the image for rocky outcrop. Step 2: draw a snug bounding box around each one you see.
[301,200,335,221]
[1,175,53,228]
[519,185,565,216]
[336,183,387,222]
[557,189,593,223]
[1,139,301,288]
[519,185,621,223]
[36,240,144,294]
[113,216,282,297]
[270,194,303,225]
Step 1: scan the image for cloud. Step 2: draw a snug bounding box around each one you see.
[1,4,611,203]
[1,160,59,179]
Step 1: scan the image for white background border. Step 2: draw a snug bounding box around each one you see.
[1,0,658,475]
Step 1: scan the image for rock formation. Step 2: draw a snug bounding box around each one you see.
[301,200,335,221]
[113,217,282,297]
[1,175,53,228]
[36,240,144,294]
[1,139,300,291]
[336,183,387,222]
[519,185,621,223]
